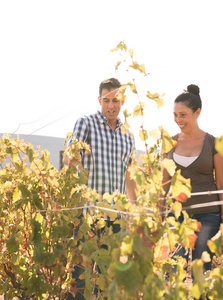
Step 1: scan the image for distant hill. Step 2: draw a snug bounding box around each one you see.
[0,133,145,170]
[0,133,65,169]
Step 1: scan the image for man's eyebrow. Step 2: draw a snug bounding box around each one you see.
[102,97,119,100]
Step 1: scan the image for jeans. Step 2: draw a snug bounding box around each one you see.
[172,212,221,276]
[67,215,120,300]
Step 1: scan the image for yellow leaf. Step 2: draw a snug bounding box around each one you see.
[139,152,156,165]
[146,91,164,108]
[102,192,114,203]
[119,84,127,96]
[160,127,177,154]
[110,40,127,52]
[127,82,137,94]
[121,237,133,255]
[13,186,21,201]
[120,125,133,135]
[124,119,131,129]
[201,251,211,263]
[207,227,222,257]
[154,235,169,261]
[171,170,191,198]
[47,176,59,188]
[129,61,146,74]
[123,109,131,118]
[171,201,182,220]
[167,229,177,252]
[129,48,133,58]
[139,129,148,141]
[117,93,127,102]
[133,103,144,117]
[215,135,223,156]
[149,129,160,140]
[162,158,176,176]
[115,61,122,72]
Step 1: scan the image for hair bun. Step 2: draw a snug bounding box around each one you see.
[187,84,200,96]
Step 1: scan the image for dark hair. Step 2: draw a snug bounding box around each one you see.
[174,84,202,112]
[99,78,121,97]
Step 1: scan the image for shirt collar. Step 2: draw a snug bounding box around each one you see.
[96,110,123,127]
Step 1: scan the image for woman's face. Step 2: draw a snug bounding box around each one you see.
[173,102,200,133]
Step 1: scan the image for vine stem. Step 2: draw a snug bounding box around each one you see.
[125,52,152,174]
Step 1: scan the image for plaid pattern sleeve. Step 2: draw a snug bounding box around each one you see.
[71,111,135,196]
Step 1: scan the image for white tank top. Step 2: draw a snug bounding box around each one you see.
[173,153,198,168]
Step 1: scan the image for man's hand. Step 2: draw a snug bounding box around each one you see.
[68,155,81,167]
[63,142,81,167]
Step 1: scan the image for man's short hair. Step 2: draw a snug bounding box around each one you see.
[99,78,121,97]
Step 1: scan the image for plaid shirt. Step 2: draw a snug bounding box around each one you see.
[71,110,135,195]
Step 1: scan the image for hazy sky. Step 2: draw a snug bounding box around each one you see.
[1,0,223,150]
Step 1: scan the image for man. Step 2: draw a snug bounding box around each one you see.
[64,77,136,199]
[64,78,136,299]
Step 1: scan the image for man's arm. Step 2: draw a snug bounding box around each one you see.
[126,164,137,204]
[63,117,88,167]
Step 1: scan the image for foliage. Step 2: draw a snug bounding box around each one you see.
[0,134,91,299]
[0,41,223,299]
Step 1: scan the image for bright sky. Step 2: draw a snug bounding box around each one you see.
[1,0,223,151]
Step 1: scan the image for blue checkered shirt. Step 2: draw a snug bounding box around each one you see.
[71,110,135,195]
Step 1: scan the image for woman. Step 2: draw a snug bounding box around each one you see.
[162,84,223,272]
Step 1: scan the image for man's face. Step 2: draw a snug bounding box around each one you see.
[98,88,124,124]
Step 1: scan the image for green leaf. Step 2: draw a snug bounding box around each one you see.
[207,228,222,257]
[81,240,98,256]
[32,193,43,210]
[84,267,92,299]
[25,145,36,163]
[108,279,117,300]
[108,260,143,296]
[191,259,205,299]
[30,219,42,244]
[6,231,19,253]
[19,183,31,198]
[212,277,223,300]
[91,249,112,274]
[96,274,106,291]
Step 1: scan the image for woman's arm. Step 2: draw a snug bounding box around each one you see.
[126,164,137,204]
[214,152,223,221]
